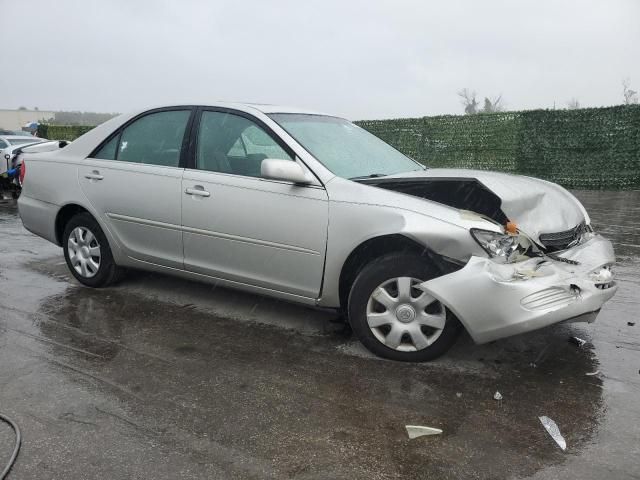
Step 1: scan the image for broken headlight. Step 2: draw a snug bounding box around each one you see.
[470,229,529,263]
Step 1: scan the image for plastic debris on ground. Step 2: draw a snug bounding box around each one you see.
[585,370,600,376]
[628,321,636,326]
[568,336,587,347]
[456,392,462,398]
[493,391,503,400]
[539,416,567,451]
[405,425,443,439]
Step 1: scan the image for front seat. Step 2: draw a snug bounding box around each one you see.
[209,151,233,174]
[198,137,233,174]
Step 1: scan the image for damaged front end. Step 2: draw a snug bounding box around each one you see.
[357,169,617,343]
[418,228,617,344]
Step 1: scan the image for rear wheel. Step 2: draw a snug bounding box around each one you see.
[348,253,462,362]
[63,212,123,287]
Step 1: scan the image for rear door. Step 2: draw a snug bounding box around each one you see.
[181,108,328,299]
[79,108,193,268]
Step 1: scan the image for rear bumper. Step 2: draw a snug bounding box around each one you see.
[17,194,59,244]
[418,235,617,343]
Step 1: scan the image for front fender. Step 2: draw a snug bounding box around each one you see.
[318,199,492,308]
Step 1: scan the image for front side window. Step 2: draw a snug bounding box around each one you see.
[269,114,424,180]
[94,135,118,160]
[196,111,292,177]
[93,110,190,167]
[0,140,8,149]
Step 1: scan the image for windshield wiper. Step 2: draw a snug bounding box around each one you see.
[349,173,388,180]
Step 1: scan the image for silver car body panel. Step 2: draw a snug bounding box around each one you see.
[181,169,328,298]
[17,102,617,344]
[318,176,496,307]
[385,169,590,242]
[78,159,185,269]
[418,234,617,343]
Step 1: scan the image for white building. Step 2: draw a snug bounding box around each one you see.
[0,109,55,131]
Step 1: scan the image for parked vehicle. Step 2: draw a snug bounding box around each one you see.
[17,103,617,361]
[1,137,49,197]
[0,129,36,136]
[2,140,61,191]
[1,137,46,169]
[1,135,45,163]
[0,134,43,148]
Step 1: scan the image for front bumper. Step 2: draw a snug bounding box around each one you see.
[418,234,617,344]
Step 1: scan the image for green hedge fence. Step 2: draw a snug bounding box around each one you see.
[37,124,94,142]
[357,105,640,189]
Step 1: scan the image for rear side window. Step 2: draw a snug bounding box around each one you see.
[93,110,190,167]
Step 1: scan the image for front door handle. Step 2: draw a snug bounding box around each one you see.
[84,170,104,181]
[185,186,210,197]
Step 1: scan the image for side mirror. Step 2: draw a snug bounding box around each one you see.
[261,159,313,184]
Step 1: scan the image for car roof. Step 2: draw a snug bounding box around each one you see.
[244,103,333,116]
[135,101,338,117]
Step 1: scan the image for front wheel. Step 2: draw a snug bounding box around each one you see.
[347,253,462,362]
[63,212,124,287]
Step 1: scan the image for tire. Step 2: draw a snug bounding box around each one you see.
[347,253,462,362]
[62,212,124,287]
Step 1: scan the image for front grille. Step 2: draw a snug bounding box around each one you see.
[539,222,587,252]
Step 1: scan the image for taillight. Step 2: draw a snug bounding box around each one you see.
[19,160,25,185]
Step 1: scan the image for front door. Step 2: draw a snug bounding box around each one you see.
[181,109,328,299]
[79,108,192,268]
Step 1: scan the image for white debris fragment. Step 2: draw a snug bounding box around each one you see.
[456,392,462,398]
[585,370,600,376]
[568,336,587,347]
[405,425,443,439]
[539,416,567,451]
[493,391,503,401]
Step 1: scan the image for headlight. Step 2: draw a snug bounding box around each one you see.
[471,229,529,263]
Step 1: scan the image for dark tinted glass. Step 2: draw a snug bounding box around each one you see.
[94,110,190,167]
[196,111,291,177]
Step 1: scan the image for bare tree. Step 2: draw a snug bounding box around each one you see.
[622,79,638,105]
[458,89,504,114]
[566,98,580,110]
[482,95,503,113]
[457,88,479,114]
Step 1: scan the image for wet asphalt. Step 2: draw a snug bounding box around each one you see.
[0,191,638,479]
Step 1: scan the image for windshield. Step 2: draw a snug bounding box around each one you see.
[269,114,424,179]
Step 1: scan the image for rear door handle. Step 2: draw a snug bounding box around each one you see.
[185,186,210,197]
[84,170,104,180]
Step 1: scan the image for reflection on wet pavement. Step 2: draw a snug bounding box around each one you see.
[0,191,639,479]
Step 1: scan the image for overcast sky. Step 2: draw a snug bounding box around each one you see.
[2,0,639,119]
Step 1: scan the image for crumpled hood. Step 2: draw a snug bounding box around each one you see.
[383,168,589,241]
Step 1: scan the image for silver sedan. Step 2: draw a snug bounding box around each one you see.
[17,103,616,361]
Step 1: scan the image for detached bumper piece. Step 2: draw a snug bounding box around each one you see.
[418,235,617,344]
